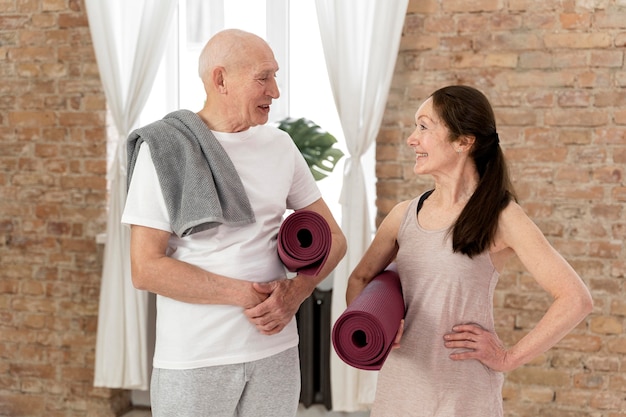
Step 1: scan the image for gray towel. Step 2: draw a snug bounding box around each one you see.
[127,109,256,237]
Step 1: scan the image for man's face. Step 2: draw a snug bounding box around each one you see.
[224,46,280,132]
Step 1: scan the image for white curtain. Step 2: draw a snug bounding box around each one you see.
[87,0,177,390]
[315,0,408,411]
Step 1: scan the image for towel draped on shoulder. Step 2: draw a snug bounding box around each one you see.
[126,109,256,237]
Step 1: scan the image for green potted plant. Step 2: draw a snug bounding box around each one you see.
[277,117,344,181]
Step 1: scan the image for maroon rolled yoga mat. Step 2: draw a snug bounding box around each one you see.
[332,267,405,370]
[277,210,332,276]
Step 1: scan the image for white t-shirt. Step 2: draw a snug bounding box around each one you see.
[122,123,322,369]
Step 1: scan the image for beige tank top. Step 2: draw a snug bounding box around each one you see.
[371,193,504,417]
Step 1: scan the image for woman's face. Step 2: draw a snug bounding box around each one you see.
[406,97,459,176]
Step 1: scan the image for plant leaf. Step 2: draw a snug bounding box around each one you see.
[277,117,344,181]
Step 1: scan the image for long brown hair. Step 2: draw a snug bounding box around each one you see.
[431,85,517,257]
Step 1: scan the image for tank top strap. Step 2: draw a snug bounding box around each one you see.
[416,189,434,214]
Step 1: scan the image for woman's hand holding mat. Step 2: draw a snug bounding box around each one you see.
[332,267,405,370]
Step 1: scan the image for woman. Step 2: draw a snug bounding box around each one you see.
[346,85,593,416]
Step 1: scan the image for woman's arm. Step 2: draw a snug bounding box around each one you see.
[346,200,411,305]
[445,202,593,371]
[498,202,593,368]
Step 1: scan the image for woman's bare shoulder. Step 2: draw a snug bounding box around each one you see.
[493,200,545,250]
[376,199,415,235]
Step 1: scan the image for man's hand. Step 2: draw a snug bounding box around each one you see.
[244,277,313,335]
[238,282,271,310]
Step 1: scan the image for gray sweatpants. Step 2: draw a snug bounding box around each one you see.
[150,347,300,417]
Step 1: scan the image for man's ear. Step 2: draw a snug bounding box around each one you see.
[213,66,227,93]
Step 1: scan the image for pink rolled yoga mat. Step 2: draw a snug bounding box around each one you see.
[277,210,332,276]
[332,267,405,370]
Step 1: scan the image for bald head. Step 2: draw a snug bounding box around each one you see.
[198,29,273,81]
[195,29,280,132]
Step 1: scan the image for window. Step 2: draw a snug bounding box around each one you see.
[131,1,376,405]
[137,0,376,229]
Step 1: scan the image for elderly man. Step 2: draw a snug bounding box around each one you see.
[122,29,346,417]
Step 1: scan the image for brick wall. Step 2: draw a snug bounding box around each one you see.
[1,0,625,416]
[378,0,626,416]
[0,1,129,416]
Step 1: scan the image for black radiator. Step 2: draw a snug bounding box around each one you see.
[296,288,333,410]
